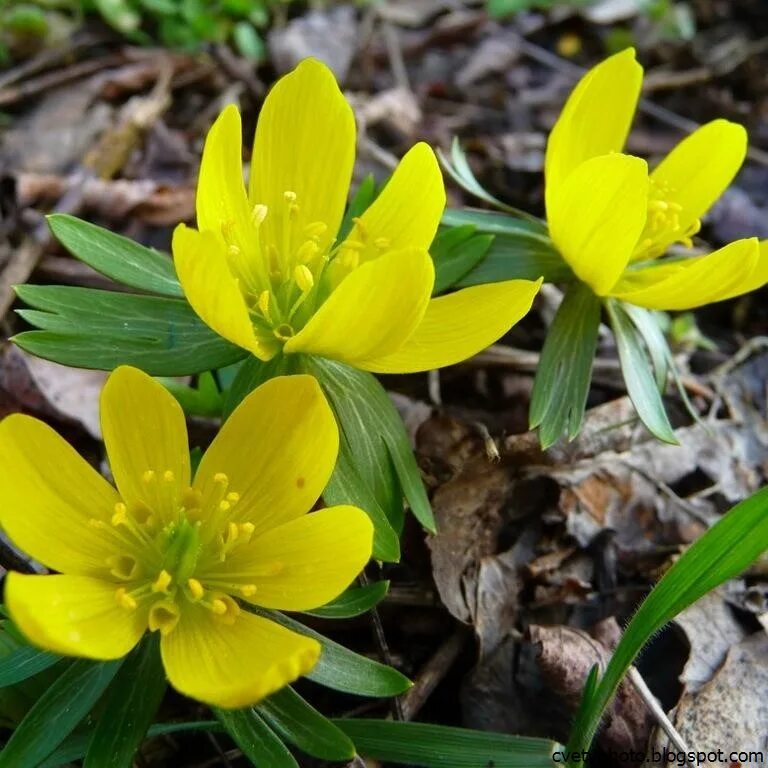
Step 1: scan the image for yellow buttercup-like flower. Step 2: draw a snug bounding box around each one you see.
[545,48,768,308]
[172,58,541,373]
[0,366,373,709]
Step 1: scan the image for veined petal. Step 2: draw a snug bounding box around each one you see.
[101,366,190,515]
[172,224,270,359]
[284,248,434,363]
[545,48,643,208]
[729,240,768,297]
[340,143,445,263]
[5,573,147,659]
[612,238,760,310]
[194,375,337,536]
[196,104,252,245]
[161,606,320,709]
[201,506,373,610]
[250,58,355,255]
[357,278,542,373]
[649,119,747,248]
[548,153,649,295]
[0,414,119,575]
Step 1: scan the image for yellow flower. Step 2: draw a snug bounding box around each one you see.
[0,366,373,709]
[172,58,541,373]
[545,48,768,309]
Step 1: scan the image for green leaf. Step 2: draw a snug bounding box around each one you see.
[83,636,166,768]
[621,304,669,392]
[303,580,389,619]
[14,285,245,376]
[335,720,559,767]
[257,686,355,761]
[259,610,411,697]
[40,721,221,767]
[431,225,494,294]
[0,646,60,688]
[222,353,300,419]
[441,209,571,286]
[306,357,434,534]
[529,282,601,448]
[566,485,768,766]
[606,300,677,444]
[47,215,182,298]
[214,707,298,768]
[232,20,265,61]
[0,658,122,768]
[161,371,223,418]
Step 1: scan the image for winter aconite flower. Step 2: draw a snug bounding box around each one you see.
[0,366,373,709]
[545,48,768,308]
[172,58,541,373]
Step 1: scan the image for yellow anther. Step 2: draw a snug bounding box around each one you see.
[148,600,180,636]
[115,588,137,611]
[111,507,128,527]
[304,221,327,239]
[228,244,241,256]
[240,584,258,596]
[258,290,271,318]
[163,469,175,483]
[338,250,360,271]
[226,491,241,503]
[296,240,320,264]
[227,521,239,542]
[289,203,300,218]
[294,264,314,292]
[283,190,297,203]
[219,500,231,513]
[89,518,108,530]
[152,569,172,594]
[214,472,228,485]
[251,203,268,225]
[374,237,391,250]
[342,239,365,252]
[187,578,204,600]
[241,522,255,536]
[351,216,368,238]
[142,470,156,484]
[211,598,227,615]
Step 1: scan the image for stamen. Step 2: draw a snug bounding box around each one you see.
[163,470,175,483]
[107,554,141,581]
[207,593,240,624]
[187,578,204,601]
[374,237,391,250]
[257,290,273,323]
[152,569,172,593]
[143,470,156,484]
[304,221,327,239]
[252,204,268,225]
[283,191,297,203]
[296,240,319,265]
[294,264,314,292]
[115,587,137,610]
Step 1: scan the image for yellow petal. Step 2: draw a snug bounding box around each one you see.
[612,238,760,310]
[548,153,649,295]
[5,573,146,659]
[545,48,643,207]
[358,278,542,373]
[649,119,747,249]
[0,414,119,575]
[341,143,445,263]
[194,375,337,536]
[161,606,320,708]
[284,248,434,363]
[196,104,252,244]
[172,224,271,359]
[250,58,355,256]
[201,506,373,610]
[101,366,190,515]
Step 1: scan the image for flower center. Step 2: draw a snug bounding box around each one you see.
[634,178,701,261]
[93,469,275,636]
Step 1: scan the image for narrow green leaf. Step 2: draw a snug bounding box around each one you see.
[606,300,677,444]
[14,285,244,375]
[307,357,435,534]
[41,721,221,767]
[442,207,549,237]
[431,225,493,294]
[83,636,166,768]
[0,646,60,688]
[303,580,389,619]
[257,686,355,760]
[567,485,768,765]
[0,658,122,768]
[335,720,559,767]
[214,707,298,768]
[621,303,669,392]
[529,282,601,448]
[47,214,182,297]
[258,610,411,697]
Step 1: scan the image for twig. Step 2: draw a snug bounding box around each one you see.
[380,19,412,92]
[427,369,442,406]
[398,629,468,720]
[628,667,696,768]
[0,240,45,322]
